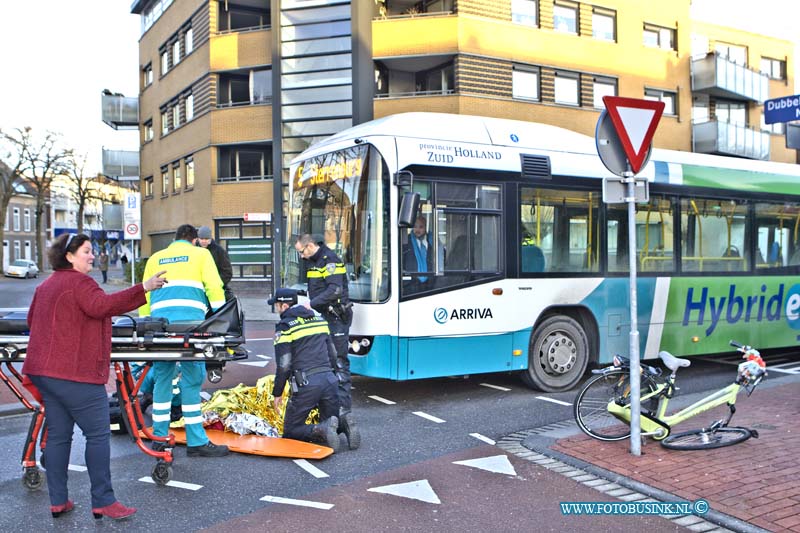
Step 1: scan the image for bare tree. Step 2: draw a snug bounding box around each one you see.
[64,153,106,235]
[3,128,72,269]
[0,128,28,270]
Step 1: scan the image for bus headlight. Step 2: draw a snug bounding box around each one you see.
[349,336,373,355]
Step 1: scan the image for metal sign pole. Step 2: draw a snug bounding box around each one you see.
[624,169,642,456]
[130,239,135,286]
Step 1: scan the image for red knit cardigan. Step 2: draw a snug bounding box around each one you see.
[23,269,146,385]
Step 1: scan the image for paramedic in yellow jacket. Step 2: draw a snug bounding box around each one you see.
[140,224,229,457]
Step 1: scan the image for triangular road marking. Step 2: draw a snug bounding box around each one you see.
[453,454,517,476]
[368,479,441,504]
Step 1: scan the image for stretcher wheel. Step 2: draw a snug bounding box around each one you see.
[207,368,223,384]
[22,467,44,491]
[151,462,173,486]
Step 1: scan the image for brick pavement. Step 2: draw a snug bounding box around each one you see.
[552,382,800,532]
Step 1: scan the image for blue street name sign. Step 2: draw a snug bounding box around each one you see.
[764,94,800,124]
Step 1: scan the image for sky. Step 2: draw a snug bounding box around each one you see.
[0,1,798,177]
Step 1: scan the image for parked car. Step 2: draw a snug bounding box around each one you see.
[4,259,39,279]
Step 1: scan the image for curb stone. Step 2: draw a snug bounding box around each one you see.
[497,422,769,533]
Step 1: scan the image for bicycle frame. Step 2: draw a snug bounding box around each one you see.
[607,374,742,439]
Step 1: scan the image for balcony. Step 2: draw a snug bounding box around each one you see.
[374,0,455,19]
[102,149,140,180]
[101,91,138,129]
[692,120,770,160]
[691,53,769,103]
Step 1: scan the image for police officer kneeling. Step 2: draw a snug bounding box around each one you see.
[270,288,342,453]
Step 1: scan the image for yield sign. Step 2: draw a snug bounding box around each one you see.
[602,96,665,174]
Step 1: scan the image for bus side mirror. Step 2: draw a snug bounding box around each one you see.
[398,192,420,228]
[394,170,413,187]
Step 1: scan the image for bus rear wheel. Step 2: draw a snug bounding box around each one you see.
[521,315,589,392]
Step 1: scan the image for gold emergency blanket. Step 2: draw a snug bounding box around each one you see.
[195,374,318,435]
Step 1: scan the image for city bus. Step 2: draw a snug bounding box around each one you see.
[283,112,800,392]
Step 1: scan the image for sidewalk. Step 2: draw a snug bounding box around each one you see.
[521,375,800,533]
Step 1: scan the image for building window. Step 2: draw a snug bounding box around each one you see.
[715,42,746,65]
[218,145,272,182]
[144,176,154,199]
[143,64,153,88]
[161,167,169,196]
[13,208,20,231]
[512,65,540,101]
[554,71,580,106]
[714,99,746,126]
[23,209,30,231]
[161,111,169,135]
[218,4,269,32]
[185,93,194,121]
[760,114,784,135]
[761,57,785,80]
[185,27,193,55]
[13,241,20,261]
[185,157,195,189]
[160,48,169,75]
[593,77,617,108]
[511,0,537,27]
[644,88,677,115]
[643,24,675,51]
[144,120,154,142]
[252,70,272,103]
[592,7,616,42]
[172,104,180,128]
[173,162,182,192]
[553,2,578,34]
[172,39,181,66]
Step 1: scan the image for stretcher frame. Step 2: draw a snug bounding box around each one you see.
[0,299,247,487]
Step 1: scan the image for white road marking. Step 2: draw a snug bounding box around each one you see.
[248,337,273,342]
[293,459,329,478]
[139,477,202,491]
[200,391,211,401]
[479,382,511,391]
[256,354,271,360]
[368,479,441,504]
[535,396,571,406]
[453,455,517,476]
[368,395,396,405]
[68,464,87,472]
[413,411,445,423]
[239,361,269,367]
[260,495,333,510]
[470,433,496,445]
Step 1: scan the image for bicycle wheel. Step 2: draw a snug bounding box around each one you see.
[574,370,659,441]
[660,427,752,450]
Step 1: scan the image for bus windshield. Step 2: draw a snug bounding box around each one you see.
[284,144,390,303]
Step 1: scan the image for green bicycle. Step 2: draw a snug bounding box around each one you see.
[573,340,766,450]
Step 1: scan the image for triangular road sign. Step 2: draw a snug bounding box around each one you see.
[602,96,665,173]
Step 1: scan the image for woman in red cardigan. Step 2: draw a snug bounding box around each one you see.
[23,233,166,521]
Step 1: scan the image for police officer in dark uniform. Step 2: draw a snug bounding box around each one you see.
[294,234,361,450]
[270,288,341,452]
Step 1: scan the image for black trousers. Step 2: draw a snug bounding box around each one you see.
[282,372,340,442]
[324,312,352,412]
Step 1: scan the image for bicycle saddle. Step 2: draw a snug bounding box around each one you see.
[659,351,691,372]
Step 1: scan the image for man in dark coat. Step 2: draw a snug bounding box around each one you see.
[197,225,234,301]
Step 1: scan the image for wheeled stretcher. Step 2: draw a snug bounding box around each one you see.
[0,298,247,487]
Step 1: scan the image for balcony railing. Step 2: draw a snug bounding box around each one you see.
[217,174,273,183]
[102,149,140,180]
[101,93,139,129]
[691,53,769,103]
[692,120,770,160]
[374,89,456,98]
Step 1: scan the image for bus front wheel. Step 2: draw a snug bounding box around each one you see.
[521,315,589,392]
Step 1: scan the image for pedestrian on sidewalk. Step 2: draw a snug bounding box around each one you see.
[23,232,167,521]
[99,251,109,283]
[196,225,234,301]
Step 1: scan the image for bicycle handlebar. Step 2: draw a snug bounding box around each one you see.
[729,340,744,349]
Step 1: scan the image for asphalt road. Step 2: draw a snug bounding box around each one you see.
[1,273,796,531]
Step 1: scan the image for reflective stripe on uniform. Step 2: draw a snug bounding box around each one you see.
[275,323,330,345]
[183,415,203,425]
[152,413,171,422]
